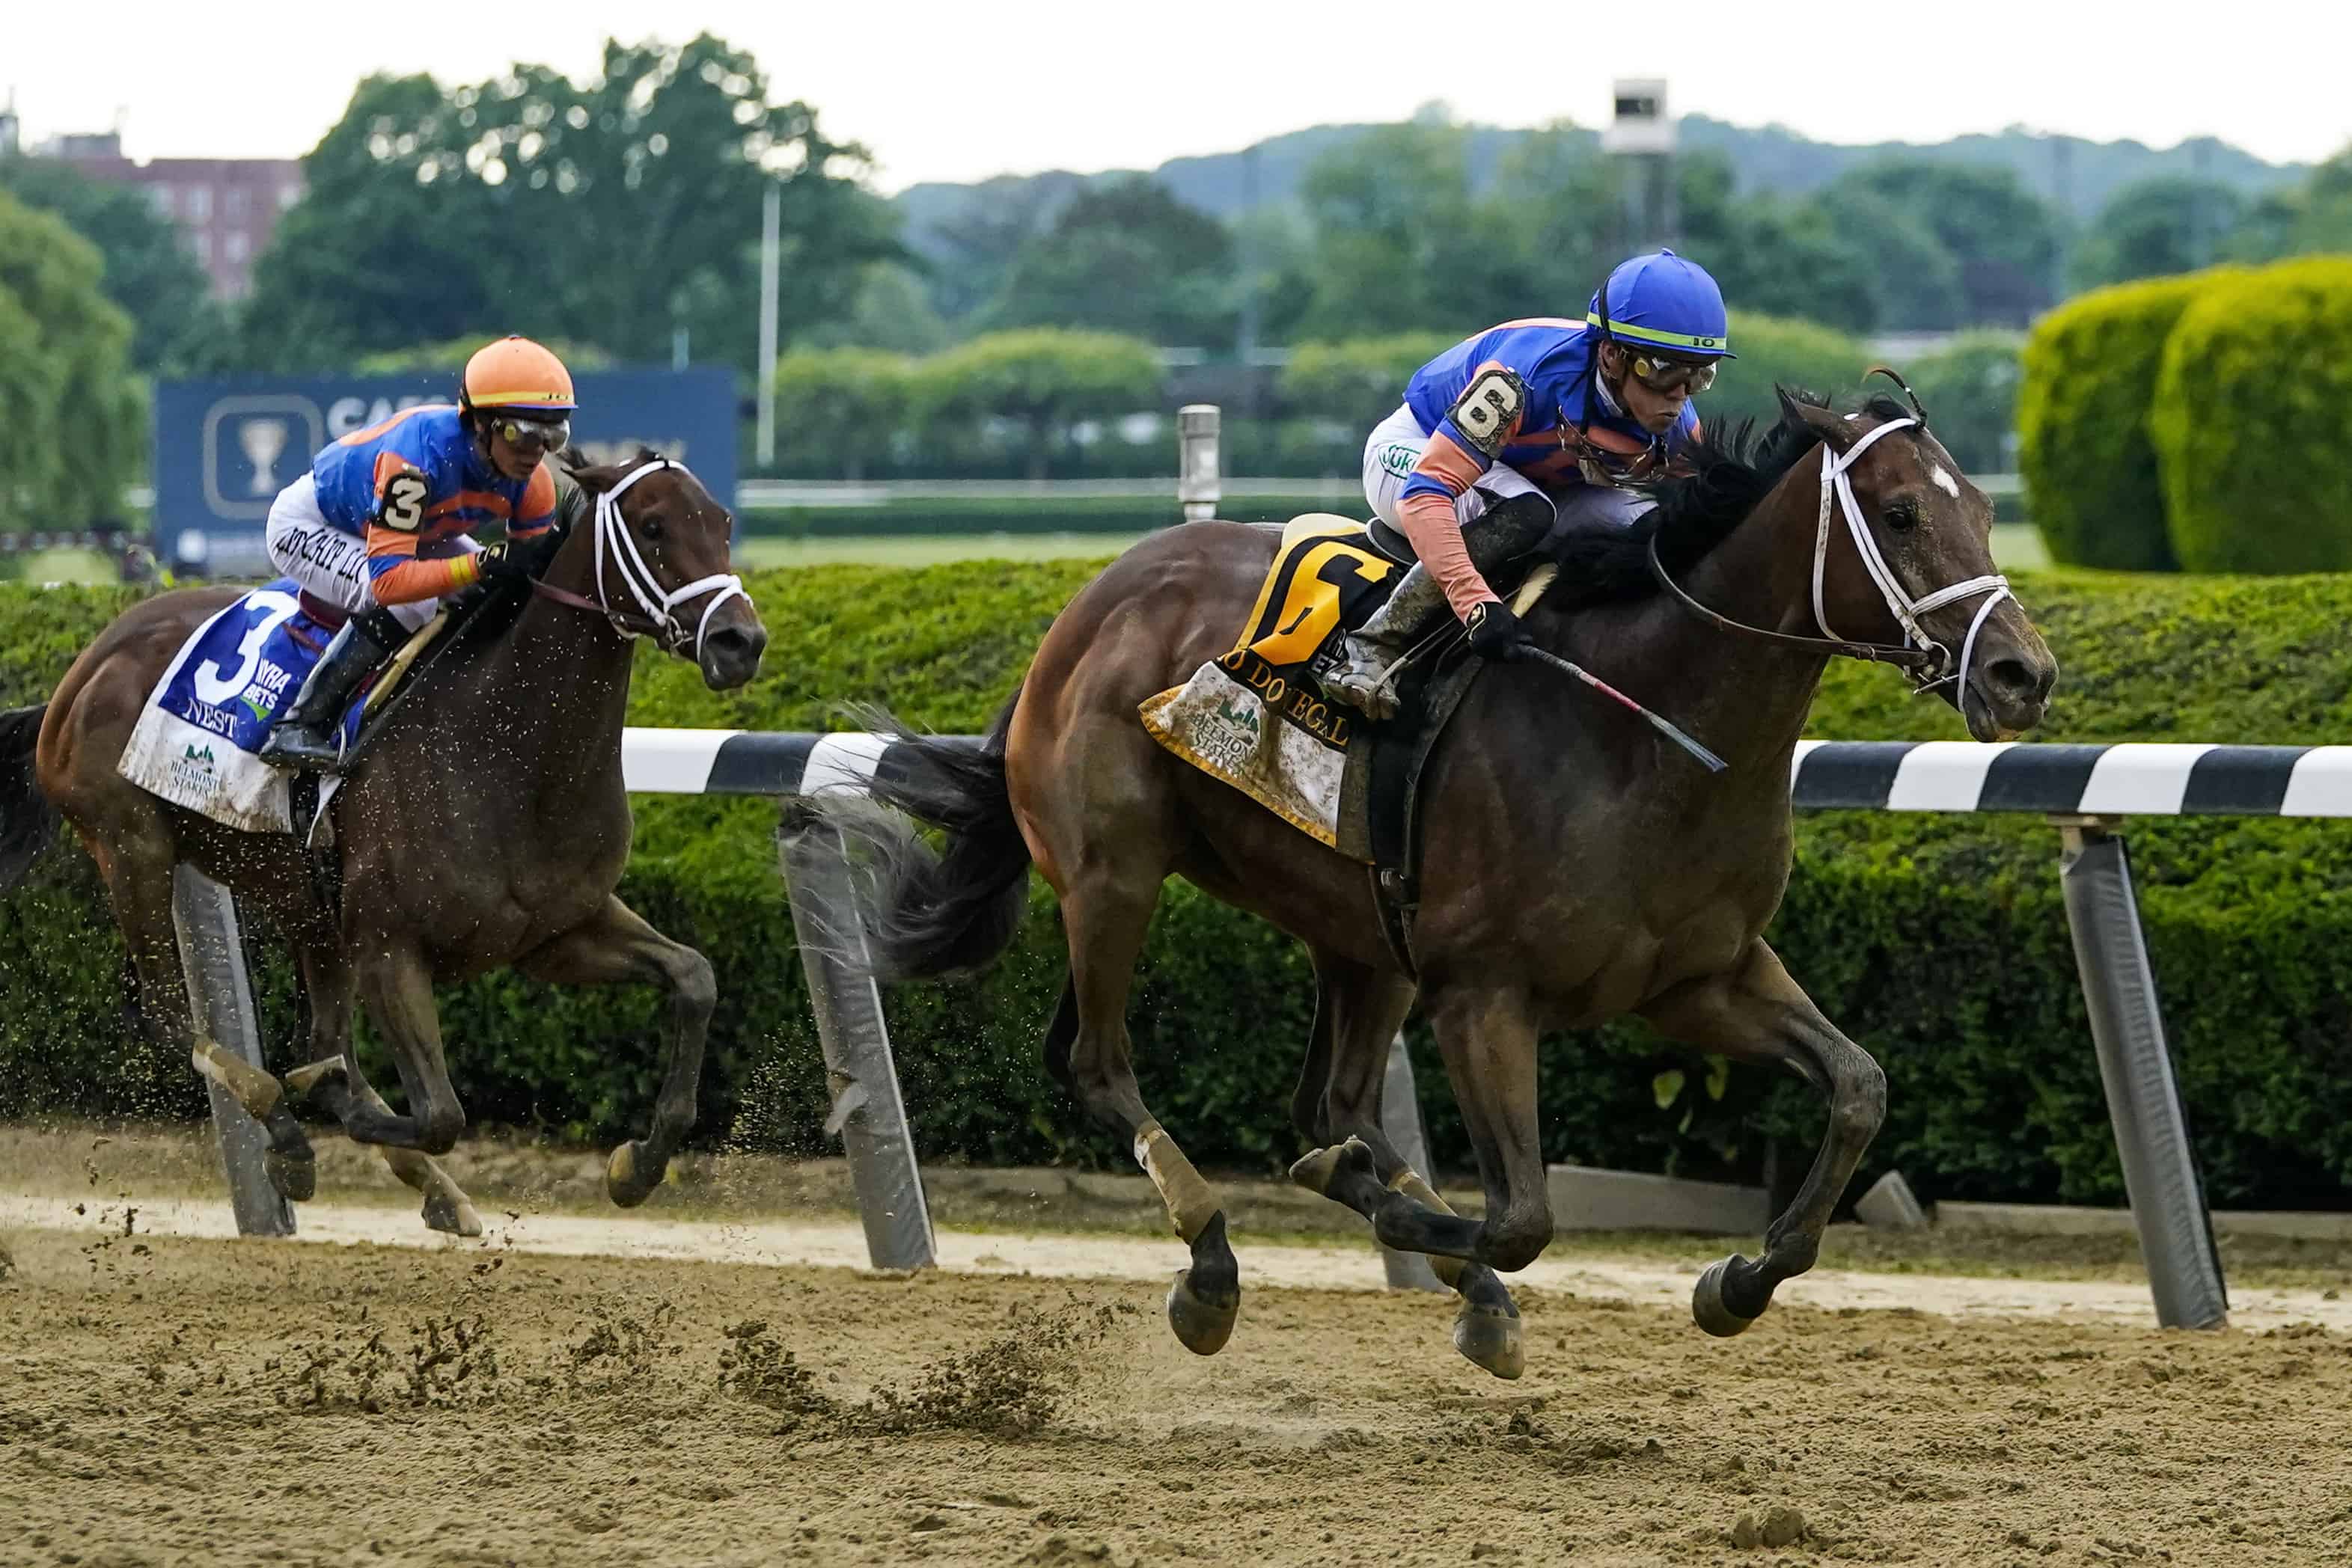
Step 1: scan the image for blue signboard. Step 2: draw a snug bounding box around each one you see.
[152,368,739,575]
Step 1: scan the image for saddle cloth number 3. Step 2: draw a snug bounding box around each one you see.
[1450,367,1524,459]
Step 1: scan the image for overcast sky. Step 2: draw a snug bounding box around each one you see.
[11,1,2347,189]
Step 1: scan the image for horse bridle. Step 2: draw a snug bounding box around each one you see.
[531,456,749,660]
[1647,416,2013,698]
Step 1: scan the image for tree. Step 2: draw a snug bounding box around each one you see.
[1293,122,1488,340]
[1275,334,1455,426]
[771,346,915,480]
[1473,122,1618,319]
[240,36,899,371]
[0,192,143,530]
[914,329,1160,480]
[1812,183,1967,331]
[1824,160,2062,327]
[913,171,1089,325]
[0,155,223,374]
[989,177,1235,346]
[2071,177,2246,290]
[798,263,950,355]
[240,73,514,368]
[2226,145,2352,263]
[349,336,613,379]
[1675,153,1876,334]
[0,279,67,529]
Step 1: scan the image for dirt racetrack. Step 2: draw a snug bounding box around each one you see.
[6,1205,2352,1568]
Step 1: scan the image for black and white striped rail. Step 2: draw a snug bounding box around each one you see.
[623,729,2352,819]
[620,726,2292,1326]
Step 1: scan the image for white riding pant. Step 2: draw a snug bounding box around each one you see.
[1360,402,1655,535]
[264,474,477,633]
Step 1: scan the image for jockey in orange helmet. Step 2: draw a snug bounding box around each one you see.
[257,336,578,771]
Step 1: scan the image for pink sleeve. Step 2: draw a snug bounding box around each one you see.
[1398,492,1500,621]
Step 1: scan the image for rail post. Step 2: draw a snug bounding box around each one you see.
[1378,1033,1448,1293]
[1177,405,1221,523]
[170,865,294,1237]
[2052,817,2228,1329]
[777,807,936,1272]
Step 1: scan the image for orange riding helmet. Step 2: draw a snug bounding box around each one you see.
[459,335,578,416]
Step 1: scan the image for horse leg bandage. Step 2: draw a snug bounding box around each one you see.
[1133,1119,1221,1243]
[1387,1167,1468,1290]
[191,1038,283,1121]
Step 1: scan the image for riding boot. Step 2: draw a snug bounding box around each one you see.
[1324,493,1558,720]
[255,610,400,774]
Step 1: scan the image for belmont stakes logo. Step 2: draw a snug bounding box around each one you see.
[1196,687,1263,773]
[168,741,219,798]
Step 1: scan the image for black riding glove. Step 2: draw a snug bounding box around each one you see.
[1464,600,1528,659]
[475,530,558,586]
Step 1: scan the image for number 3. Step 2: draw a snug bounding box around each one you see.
[193,590,302,707]
[380,471,427,532]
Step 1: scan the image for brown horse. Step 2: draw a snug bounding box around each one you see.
[836,390,2056,1376]
[0,453,765,1229]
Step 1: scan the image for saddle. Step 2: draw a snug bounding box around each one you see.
[1140,515,1557,976]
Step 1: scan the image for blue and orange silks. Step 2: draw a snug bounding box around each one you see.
[308,404,558,605]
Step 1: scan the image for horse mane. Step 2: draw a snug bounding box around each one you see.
[1544,390,1915,610]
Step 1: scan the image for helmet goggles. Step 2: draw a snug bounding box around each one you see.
[489,413,571,455]
[1624,352,1717,395]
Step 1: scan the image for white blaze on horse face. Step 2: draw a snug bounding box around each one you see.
[1931,465,1961,499]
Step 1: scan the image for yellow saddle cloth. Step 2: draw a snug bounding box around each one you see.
[1138,514,1402,851]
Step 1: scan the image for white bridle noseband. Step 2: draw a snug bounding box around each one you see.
[1810,416,2012,696]
[585,456,750,659]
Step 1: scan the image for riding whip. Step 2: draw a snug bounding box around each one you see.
[1507,645,1728,774]
[1502,565,1728,774]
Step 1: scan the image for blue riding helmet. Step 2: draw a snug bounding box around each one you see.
[1586,249,1735,360]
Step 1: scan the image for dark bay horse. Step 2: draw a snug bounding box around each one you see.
[0,453,765,1230]
[837,390,2056,1376]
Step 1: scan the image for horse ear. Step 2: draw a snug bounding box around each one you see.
[566,456,620,495]
[1777,388,1859,455]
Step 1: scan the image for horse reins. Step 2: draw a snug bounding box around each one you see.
[1647,416,2013,699]
[531,456,749,661]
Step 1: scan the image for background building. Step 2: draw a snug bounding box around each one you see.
[32,129,299,300]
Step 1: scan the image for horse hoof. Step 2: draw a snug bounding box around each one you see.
[1693,1257,1762,1338]
[606,1141,659,1208]
[1453,1302,1524,1379]
[1166,1268,1239,1356]
[422,1191,483,1238]
[1286,1136,1374,1198]
[263,1148,317,1204]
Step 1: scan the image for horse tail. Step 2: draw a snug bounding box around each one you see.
[822,690,1033,982]
[0,704,59,892]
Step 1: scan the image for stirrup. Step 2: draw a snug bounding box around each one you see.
[1322,649,1405,720]
[257,722,351,774]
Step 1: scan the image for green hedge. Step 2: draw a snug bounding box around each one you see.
[2154,257,2352,573]
[2016,273,2219,571]
[7,563,2352,1208]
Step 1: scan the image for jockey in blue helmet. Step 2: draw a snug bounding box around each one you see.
[1325,249,1735,718]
